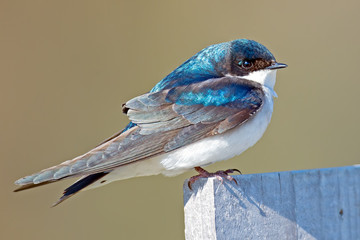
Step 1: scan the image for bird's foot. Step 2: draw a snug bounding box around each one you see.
[187,167,241,190]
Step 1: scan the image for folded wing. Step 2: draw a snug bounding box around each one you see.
[15,77,264,187]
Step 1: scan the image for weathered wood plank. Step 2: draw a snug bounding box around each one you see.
[184,165,360,240]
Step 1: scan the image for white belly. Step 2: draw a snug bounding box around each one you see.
[88,88,274,189]
[160,88,274,176]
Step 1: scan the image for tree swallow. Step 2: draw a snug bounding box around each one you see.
[14,39,287,206]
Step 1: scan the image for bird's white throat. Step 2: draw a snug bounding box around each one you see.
[226,69,278,97]
[242,69,278,97]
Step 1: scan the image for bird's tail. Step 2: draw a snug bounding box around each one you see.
[14,172,109,207]
[51,172,109,207]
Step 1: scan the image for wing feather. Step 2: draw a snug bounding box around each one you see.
[15,77,264,186]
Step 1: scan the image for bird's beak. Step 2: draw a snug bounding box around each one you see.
[266,62,288,70]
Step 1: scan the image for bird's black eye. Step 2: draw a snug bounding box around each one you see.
[239,60,253,69]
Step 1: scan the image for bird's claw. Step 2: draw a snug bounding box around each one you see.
[188,167,242,190]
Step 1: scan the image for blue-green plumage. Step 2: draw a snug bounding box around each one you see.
[230,39,274,62]
[166,81,258,107]
[151,42,230,92]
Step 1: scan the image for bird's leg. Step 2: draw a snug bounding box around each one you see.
[187,167,242,190]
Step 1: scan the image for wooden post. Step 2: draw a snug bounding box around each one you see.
[183,165,360,240]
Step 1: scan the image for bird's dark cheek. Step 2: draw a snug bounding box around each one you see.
[230,63,247,77]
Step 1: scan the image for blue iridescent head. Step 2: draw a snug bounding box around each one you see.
[151,39,286,92]
[228,39,276,76]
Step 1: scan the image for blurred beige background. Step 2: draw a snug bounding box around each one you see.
[1,0,359,239]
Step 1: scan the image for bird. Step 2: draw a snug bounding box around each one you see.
[14,39,287,206]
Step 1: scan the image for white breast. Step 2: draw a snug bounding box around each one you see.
[159,86,274,176]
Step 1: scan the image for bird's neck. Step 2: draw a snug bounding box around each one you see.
[240,69,278,98]
[243,69,277,89]
[151,43,230,92]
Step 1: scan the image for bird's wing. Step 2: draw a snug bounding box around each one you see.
[15,77,264,186]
